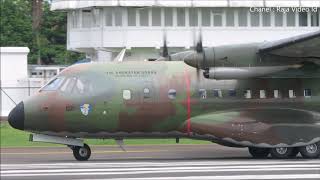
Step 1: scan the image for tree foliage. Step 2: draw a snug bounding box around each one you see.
[0,0,84,65]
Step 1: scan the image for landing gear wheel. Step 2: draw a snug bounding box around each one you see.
[73,144,91,161]
[299,142,320,159]
[270,147,296,159]
[248,147,270,158]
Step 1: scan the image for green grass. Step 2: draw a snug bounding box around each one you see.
[0,122,209,147]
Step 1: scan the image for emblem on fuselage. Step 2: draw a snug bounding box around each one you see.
[80,104,91,116]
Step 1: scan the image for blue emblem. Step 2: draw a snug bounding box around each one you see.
[80,104,91,116]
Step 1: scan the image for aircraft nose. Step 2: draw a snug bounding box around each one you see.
[8,102,25,130]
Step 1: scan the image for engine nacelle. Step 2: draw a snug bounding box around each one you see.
[203,65,301,80]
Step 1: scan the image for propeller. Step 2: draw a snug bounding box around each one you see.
[194,29,205,82]
[162,34,169,58]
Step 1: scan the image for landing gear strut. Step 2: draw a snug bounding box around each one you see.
[248,147,270,158]
[72,143,91,161]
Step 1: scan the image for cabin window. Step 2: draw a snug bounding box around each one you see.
[199,89,207,99]
[289,90,296,98]
[123,90,131,100]
[213,89,222,98]
[41,77,65,91]
[143,88,151,98]
[73,78,93,95]
[244,89,252,99]
[304,89,312,97]
[168,89,176,99]
[229,89,236,97]
[260,90,266,99]
[274,90,281,98]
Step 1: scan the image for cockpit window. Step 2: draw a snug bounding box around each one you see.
[41,77,65,91]
[60,77,77,93]
[72,77,93,95]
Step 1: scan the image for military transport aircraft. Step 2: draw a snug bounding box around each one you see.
[8,30,320,161]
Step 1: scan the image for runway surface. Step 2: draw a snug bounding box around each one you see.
[1,144,320,180]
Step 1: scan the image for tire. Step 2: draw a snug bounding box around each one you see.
[248,147,270,159]
[299,142,320,159]
[73,144,91,161]
[270,147,296,159]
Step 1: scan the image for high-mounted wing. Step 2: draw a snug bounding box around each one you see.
[259,30,320,59]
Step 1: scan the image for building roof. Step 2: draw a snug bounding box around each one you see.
[0,47,30,53]
[51,0,320,10]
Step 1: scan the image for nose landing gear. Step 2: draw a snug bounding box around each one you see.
[71,144,91,161]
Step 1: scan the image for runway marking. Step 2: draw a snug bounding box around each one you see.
[2,159,320,168]
[81,174,320,180]
[2,167,320,177]
[2,160,319,179]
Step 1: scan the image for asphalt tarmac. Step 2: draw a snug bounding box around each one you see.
[1,144,320,180]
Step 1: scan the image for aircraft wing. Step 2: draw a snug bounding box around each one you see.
[258,30,320,59]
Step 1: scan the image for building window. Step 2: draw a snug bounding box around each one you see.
[105,9,113,26]
[168,89,176,99]
[199,89,207,99]
[177,8,186,26]
[226,9,234,27]
[213,89,222,98]
[275,12,283,27]
[304,89,312,97]
[92,9,100,27]
[165,8,173,26]
[286,11,295,27]
[212,8,222,27]
[229,89,236,97]
[139,9,149,26]
[189,8,198,27]
[311,11,319,27]
[289,90,296,98]
[114,8,122,26]
[260,90,266,99]
[71,11,79,28]
[123,90,131,100]
[82,9,92,28]
[244,89,252,99]
[262,12,271,26]
[128,9,136,26]
[238,8,248,27]
[299,12,308,26]
[143,88,151,98]
[202,8,211,26]
[250,12,260,27]
[152,8,161,26]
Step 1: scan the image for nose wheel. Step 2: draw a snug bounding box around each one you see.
[72,144,91,161]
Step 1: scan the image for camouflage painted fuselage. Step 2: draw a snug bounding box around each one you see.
[23,61,320,148]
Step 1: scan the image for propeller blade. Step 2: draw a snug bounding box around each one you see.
[162,33,169,58]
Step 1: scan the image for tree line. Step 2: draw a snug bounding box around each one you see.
[0,0,84,65]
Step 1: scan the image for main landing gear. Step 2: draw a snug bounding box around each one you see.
[248,142,320,159]
[70,144,91,161]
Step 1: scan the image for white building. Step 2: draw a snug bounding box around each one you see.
[51,0,320,61]
[0,47,30,117]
